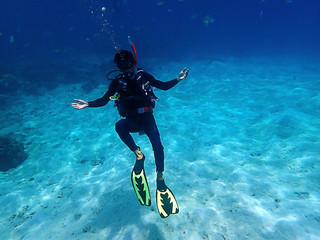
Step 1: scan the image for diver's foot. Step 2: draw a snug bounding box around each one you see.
[156,171,163,180]
[133,148,145,173]
[156,172,166,191]
[156,178,166,192]
[134,148,145,161]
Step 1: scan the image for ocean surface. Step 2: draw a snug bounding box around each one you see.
[0,0,319,239]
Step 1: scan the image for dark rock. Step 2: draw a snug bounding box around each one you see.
[0,134,28,172]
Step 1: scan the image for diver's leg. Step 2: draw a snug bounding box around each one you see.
[115,119,145,172]
[115,119,138,152]
[142,114,164,174]
[140,115,179,217]
[118,119,150,206]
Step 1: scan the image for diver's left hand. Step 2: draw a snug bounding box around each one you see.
[177,67,189,82]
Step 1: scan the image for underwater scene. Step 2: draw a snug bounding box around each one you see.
[0,0,319,239]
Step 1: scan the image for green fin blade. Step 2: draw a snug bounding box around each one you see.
[131,169,151,206]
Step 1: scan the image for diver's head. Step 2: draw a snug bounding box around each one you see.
[114,50,136,72]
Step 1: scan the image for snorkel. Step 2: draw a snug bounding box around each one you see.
[128,36,137,66]
[106,36,138,80]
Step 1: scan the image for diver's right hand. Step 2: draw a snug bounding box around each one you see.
[72,99,89,110]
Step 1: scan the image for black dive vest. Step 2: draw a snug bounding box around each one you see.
[115,69,158,117]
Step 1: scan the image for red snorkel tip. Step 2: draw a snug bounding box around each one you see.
[128,36,137,66]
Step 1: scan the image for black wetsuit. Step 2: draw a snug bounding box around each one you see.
[88,70,179,173]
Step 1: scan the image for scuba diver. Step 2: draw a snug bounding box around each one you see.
[71,45,189,218]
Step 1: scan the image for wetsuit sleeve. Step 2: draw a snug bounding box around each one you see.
[145,72,179,91]
[87,82,116,107]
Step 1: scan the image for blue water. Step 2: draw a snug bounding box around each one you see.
[1,0,320,57]
[0,0,319,94]
[0,1,320,239]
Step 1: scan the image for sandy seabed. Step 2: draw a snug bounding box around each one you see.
[0,56,319,240]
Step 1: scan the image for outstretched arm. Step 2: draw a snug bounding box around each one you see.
[149,67,190,90]
[71,81,116,110]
